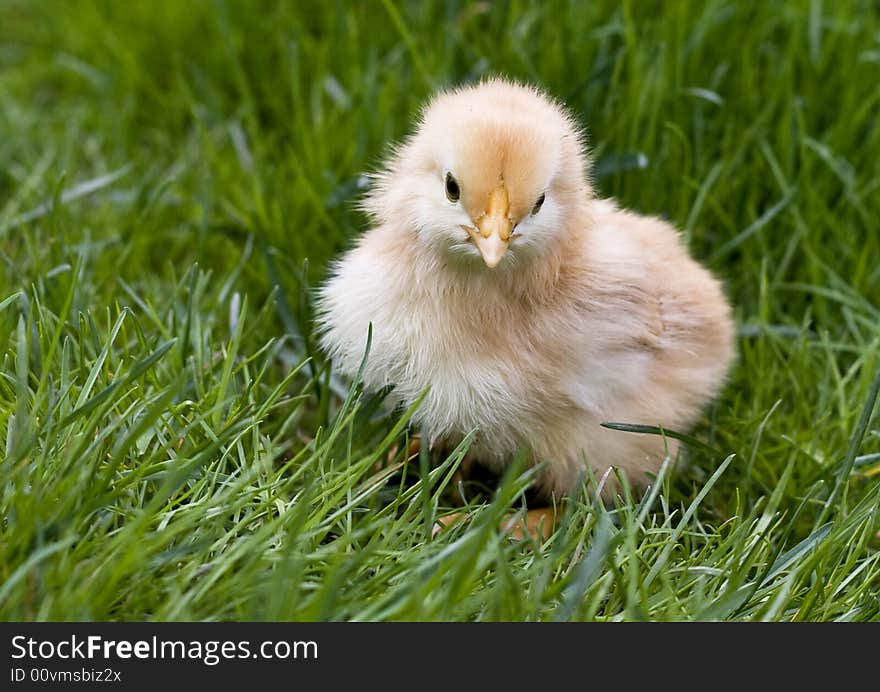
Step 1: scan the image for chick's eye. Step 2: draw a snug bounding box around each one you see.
[532,192,546,215]
[445,173,460,203]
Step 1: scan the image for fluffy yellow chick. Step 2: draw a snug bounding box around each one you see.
[317,79,735,501]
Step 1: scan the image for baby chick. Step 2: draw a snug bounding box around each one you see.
[317,79,735,503]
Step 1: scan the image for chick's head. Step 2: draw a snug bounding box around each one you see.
[364,79,591,270]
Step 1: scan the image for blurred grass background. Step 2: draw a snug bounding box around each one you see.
[1,0,879,620]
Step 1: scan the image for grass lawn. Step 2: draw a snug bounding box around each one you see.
[1,0,879,621]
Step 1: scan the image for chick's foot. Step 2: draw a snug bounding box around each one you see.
[433,507,557,542]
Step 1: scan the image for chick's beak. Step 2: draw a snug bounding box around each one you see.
[469,185,512,268]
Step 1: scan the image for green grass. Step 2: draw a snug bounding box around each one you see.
[1,0,879,621]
